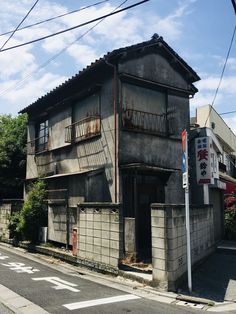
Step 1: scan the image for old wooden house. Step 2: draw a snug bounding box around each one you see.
[21,34,200,266]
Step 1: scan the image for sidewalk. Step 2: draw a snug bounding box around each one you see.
[178,241,236,311]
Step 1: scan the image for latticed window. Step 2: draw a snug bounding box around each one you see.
[35,119,48,153]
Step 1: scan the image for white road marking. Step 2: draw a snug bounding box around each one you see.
[63,294,140,310]
[1,262,40,273]
[0,253,9,260]
[32,276,80,292]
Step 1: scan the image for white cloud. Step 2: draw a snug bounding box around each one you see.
[42,31,75,54]
[67,44,99,68]
[0,72,67,114]
[190,92,215,111]
[147,0,196,41]
[225,58,236,71]
[223,115,236,135]
[0,45,36,79]
[196,76,236,93]
[0,0,67,49]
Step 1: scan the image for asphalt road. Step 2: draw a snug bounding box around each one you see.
[0,245,200,314]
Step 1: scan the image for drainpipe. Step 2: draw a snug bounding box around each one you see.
[105,59,118,203]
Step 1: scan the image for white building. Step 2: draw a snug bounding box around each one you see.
[196,104,236,194]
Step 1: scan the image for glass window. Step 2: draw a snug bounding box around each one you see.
[36,119,48,153]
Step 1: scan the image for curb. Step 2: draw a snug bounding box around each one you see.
[176,294,215,306]
[118,269,152,286]
[0,283,50,314]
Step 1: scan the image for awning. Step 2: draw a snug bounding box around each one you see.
[219,172,236,194]
[41,167,104,180]
[120,163,177,173]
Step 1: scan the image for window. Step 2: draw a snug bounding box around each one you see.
[35,119,49,153]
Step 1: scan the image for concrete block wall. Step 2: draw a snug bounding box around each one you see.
[77,203,123,270]
[48,205,77,245]
[0,200,23,239]
[0,203,11,239]
[151,203,215,291]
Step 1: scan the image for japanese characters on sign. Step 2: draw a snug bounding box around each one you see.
[195,137,213,185]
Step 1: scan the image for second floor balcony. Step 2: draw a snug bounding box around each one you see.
[65,115,101,143]
[122,108,168,136]
[27,135,48,155]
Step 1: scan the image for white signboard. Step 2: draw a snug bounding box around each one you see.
[195,137,213,185]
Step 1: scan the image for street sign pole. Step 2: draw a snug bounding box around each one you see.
[182,130,192,293]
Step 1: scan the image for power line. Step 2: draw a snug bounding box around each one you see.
[0,0,129,99]
[0,0,40,51]
[0,0,108,38]
[0,0,149,53]
[204,23,236,126]
[220,110,236,116]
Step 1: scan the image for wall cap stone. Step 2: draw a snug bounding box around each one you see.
[151,203,213,210]
[78,202,121,209]
[0,199,23,204]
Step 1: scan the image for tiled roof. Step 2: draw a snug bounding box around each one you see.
[20,34,200,114]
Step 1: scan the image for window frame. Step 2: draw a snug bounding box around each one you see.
[35,119,49,154]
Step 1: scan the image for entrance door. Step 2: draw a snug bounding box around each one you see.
[122,172,166,262]
[135,175,165,262]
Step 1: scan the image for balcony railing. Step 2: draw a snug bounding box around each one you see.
[65,115,101,143]
[27,136,48,155]
[122,108,167,136]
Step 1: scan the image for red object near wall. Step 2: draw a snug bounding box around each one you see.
[225,181,236,195]
[72,228,78,256]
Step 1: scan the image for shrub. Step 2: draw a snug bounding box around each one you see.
[17,180,47,243]
[224,194,236,240]
[8,212,21,241]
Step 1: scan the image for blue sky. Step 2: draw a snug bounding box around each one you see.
[0,0,235,132]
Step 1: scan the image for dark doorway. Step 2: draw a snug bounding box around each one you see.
[122,171,166,262]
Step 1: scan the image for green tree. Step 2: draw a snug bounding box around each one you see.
[0,114,28,198]
[17,180,47,243]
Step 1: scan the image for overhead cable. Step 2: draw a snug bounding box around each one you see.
[0,0,40,51]
[204,23,236,126]
[0,0,129,98]
[220,110,236,116]
[0,0,108,38]
[0,0,149,53]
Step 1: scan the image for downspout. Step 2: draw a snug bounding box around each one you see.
[105,59,118,203]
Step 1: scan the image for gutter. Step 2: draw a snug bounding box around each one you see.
[104,59,119,203]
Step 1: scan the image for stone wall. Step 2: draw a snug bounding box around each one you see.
[0,200,23,239]
[151,203,215,291]
[77,203,123,271]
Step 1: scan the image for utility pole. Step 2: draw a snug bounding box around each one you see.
[182,129,192,293]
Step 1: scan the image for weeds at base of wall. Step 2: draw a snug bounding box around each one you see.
[77,258,119,276]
